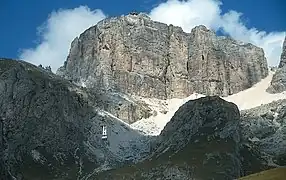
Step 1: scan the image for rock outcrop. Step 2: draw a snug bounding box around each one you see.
[241,99,286,167]
[0,59,151,180]
[96,96,242,180]
[267,36,286,93]
[58,13,268,99]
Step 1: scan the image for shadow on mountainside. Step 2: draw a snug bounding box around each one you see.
[0,59,150,180]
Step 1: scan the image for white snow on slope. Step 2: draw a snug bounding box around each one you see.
[96,109,151,161]
[131,71,286,136]
[223,71,286,110]
[131,93,205,136]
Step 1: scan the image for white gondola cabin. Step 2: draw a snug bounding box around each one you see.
[102,125,107,140]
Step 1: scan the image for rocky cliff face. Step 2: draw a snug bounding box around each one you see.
[279,36,286,68]
[267,36,286,93]
[0,59,151,180]
[58,13,268,99]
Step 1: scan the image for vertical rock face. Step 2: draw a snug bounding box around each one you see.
[267,36,286,93]
[187,26,268,96]
[58,13,268,99]
[279,36,286,68]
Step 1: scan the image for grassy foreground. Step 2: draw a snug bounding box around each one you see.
[239,168,286,180]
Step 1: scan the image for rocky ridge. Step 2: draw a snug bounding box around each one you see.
[0,59,152,180]
[58,13,268,99]
[96,96,242,179]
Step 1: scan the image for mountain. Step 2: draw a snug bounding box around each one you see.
[267,36,286,93]
[58,13,268,99]
[0,58,284,179]
[0,13,285,180]
[95,96,286,180]
[0,59,152,180]
[95,96,241,179]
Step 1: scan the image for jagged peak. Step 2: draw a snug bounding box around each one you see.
[192,25,209,31]
[278,35,286,68]
[126,12,150,19]
[190,25,217,37]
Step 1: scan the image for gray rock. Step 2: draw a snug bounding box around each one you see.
[268,68,286,93]
[241,99,286,166]
[267,36,286,93]
[58,14,268,99]
[279,36,286,68]
[239,143,271,176]
[92,91,154,124]
[0,59,151,180]
[96,96,242,180]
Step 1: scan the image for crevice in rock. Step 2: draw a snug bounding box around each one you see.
[127,56,132,72]
[0,117,4,147]
[161,25,174,99]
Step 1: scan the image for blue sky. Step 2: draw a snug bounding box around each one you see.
[0,0,285,71]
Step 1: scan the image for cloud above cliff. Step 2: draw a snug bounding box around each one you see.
[19,6,106,72]
[20,0,284,72]
[150,0,285,67]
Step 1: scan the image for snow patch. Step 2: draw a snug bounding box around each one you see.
[31,149,41,161]
[223,71,286,110]
[131,72,286,136]
[131,93,205,136]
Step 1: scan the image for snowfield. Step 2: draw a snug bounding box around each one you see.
[224,71,286,110]
[131,71,286,136]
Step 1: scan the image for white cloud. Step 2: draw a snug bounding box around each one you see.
[20,1,285,71]
[149,0,285,67]
[19,6,106,72]
[149,0,222,32]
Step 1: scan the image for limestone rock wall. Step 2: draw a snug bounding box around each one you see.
[58,13,268,99]
[278,36,286,68]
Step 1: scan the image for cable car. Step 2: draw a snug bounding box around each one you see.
[102,125,107,140]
